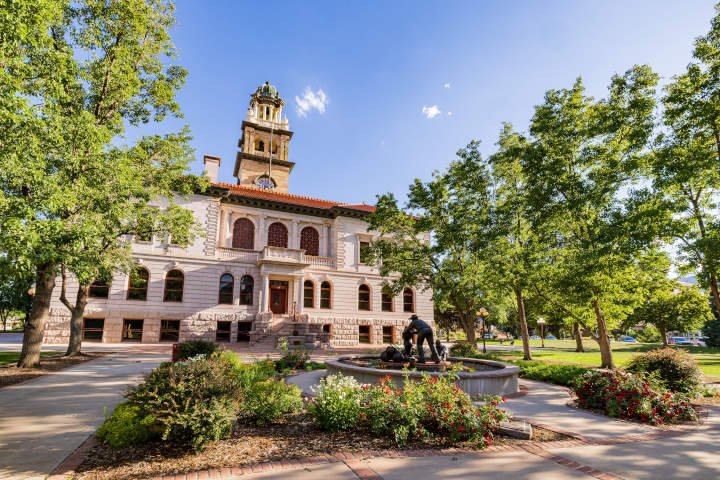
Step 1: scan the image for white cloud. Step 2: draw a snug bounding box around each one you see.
[422,105,442,119]
[447,111,453,116]
[295,87,328,117]
[444,83,451,89]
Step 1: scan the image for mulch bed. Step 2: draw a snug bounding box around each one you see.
[0,352,109,388]
[74,413,570,480]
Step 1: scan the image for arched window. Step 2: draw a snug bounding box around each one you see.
[381,287,394,312]
[218,273,234,305]
[303,280,314,308]
[232,218,255,250]
[127,267,149,301]
[300,226,320,256]
[257,140,265,152]
[89,278,110,298]
[320,281,331,309]
[163,269,184,302]
[403,288,414,313]
[239,275,254,305]
[267,222,288,248]
[358,284,371,311]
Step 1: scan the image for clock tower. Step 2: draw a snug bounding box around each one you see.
[234,81,294,192]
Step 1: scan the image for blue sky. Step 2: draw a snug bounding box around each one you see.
[141,0,716,205]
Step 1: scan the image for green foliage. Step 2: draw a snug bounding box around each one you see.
[310,374,364,431]
[275,340,311,371]
[96,402,156,448]
[514,361,590,387]
[627,348,703,395]
[627,285,713,344]
[572,370,698,425]
[449,342,479,358]
[176,340,219,361]
[127,355,242,450]
[702,319,720,348]
[243,380,303,426]
[635,326,661,343]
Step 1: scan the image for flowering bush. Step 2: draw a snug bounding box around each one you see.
[311,373,510,447]
[572,370,698,425]
[311,374,364,431]
[243,379,303,425]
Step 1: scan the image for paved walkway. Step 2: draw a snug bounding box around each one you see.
[0,349,167,480]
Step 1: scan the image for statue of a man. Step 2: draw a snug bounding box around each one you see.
[403,314,440,363]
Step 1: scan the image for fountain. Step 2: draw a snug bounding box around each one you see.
[325,352,520,396]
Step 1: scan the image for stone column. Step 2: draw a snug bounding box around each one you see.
[226,212,234,247]
[290,220,299,249]
[296,276,304,314]
[258,215,267,249]
[261,274,270,312]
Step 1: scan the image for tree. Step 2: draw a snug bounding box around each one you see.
[523,66,659,368]
[0,0,202,367]
[628,284,713,346]
[367,143,494,344]
[0,263,33,331]
[657,6,720,316]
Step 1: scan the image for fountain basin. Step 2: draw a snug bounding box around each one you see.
[326,355,520,396]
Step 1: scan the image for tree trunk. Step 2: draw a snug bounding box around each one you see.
[17,263,56,368]
[64,285,89,357]
[573,322,584,352]
[591,297,614,369]
[514,286,532,361]
[459,314,477,345]
[709,274,720,320]
[659,325,668,347]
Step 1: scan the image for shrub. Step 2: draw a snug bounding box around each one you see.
[572,370,698,425]
[176,340,219,361]
[361,374,509,446]
[515,361,590,387]
[635,326,661,343]
[219,352,277,390]
[243,379,303,425]
[449,342,479,358]
[626,348,702,395]
[127,355,242,450]
[275,340,311,371]
[311,374,364,431]
[702,319,720,348]
[96,402,155,448]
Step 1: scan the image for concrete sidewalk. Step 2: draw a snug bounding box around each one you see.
[0,350,167,480]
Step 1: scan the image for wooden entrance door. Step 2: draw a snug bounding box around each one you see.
[270,281,288,314]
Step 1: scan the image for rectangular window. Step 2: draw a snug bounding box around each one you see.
[89,280,109,298]
[82,318,104,341]
[322,324,332,334]
[216,321,231,342]
[237,321,252,342]
[320,284,331,309]
[122,319,144,342]
[382,326,394,344]
[159,320,180,342]
[381,291,393,312]
[359,325,371,344]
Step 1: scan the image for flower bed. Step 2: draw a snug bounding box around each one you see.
[571,370,698,425]
[311,373,509,447]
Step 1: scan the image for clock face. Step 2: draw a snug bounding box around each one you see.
[255,176,275,189]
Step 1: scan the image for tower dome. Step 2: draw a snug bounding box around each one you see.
[256,81,279,99]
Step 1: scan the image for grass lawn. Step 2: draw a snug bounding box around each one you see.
[481,339,720,381]
[0,351,59,366]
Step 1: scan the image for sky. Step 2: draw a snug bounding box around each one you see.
[133,0,717,205]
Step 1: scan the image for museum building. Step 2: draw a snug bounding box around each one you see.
[44,82,434,347]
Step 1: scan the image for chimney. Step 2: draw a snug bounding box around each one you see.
[203,155,221,183]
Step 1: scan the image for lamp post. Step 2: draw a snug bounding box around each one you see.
[476,308,490,354]
[537,317,546,348]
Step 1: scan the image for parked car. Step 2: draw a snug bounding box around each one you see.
[530,335,541,340]
[619,335,638,343]
[545,334,557,340]
[668,336,694,346]
[693,338,708,347]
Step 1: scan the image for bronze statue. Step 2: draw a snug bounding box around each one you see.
[403,314,440,363]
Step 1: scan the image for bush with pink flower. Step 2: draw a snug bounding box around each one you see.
[571,370,698,425]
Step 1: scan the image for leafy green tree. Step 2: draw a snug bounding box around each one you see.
[367,143,494,344]
[656,6,720,316]
[0,0,203,367]
[627,284,713,346]
[523,66,659,368]
[0,262,33,332]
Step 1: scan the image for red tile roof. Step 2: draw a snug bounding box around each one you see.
[212,182,376,214]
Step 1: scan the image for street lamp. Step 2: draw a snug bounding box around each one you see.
[476,308,490,354]
[537,317,546,348]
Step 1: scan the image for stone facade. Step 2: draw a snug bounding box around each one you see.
[44,82,434,347]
